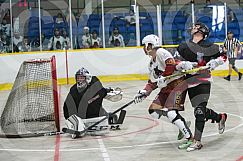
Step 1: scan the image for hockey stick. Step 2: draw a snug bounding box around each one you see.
[164,66,210,80]
[0,131,64,138]
[62,100,135,136]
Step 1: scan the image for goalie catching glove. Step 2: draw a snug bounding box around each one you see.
[105,87,123,102]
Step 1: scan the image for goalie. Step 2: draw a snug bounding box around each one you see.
[63,67,125,138]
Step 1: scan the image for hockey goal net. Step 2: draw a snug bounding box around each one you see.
[0,56,60,138]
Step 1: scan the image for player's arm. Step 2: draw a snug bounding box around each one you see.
[235,39,242,56]
[206,44,227,70]
[92,76,108,99]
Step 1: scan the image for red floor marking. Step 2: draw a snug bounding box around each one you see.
[236,156,243,161]
[54,135,61,161]
[74,115,160,141]
[54,85,62,161]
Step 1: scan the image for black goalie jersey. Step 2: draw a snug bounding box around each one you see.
[63,76,108,119]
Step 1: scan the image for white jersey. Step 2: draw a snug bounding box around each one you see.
[148,48,181,83]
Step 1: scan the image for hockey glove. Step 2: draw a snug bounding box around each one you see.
[176,61,196,71]
[206,57,224,71]
[156,75,167,89]
[134,90,147,104]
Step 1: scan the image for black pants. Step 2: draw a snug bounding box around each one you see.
[188,83,221,141]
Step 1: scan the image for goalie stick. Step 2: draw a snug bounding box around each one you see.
[62,100,135,137]
[0,131,63,138]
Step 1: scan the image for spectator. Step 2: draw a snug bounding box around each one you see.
[0,34,10,53]
[108,27,125,47]
[62,29,71,49]
[48,28,64,50]
[228,10,236,22]
[31,34,49,51]
[91,30,102,48]
[124,10,136,26]
[81,26,92,48]
[123,9,146,27]
[3,9,10,24]
[18,37,31,52]
[13,31,23,52]
[55,13,65,24]
[0,19,10,37]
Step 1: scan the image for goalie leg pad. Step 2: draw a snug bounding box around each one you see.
[83,116,108,130]
[65,114,86,132]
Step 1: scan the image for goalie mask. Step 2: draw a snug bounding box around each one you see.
[142,34,160,55]
[75,67,92,92]
[190,22,210,39]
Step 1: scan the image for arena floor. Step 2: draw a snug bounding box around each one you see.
[0,77,243,161]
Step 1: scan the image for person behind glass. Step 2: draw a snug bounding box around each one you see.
[13,31,23,52]
[55,13,65,24]
[90,30,102,48]
[81,26,92,48]
[223,31,242,81]
[124,10,136,27]
[0,34,10,53]
[31,34,49,51]
[108,27,125,47]
[18,37,31,52]
[0,19,10,37]
[48,28,64,50]
[62,29,71,49]
[3,9,11,24]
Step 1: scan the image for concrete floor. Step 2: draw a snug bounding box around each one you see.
[0,77,243,161]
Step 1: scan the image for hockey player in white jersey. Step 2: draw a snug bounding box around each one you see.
[134,35,195,148]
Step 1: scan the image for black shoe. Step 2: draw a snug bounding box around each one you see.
[239,72,242,80]
[224,75,231,81]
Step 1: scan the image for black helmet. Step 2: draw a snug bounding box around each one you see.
[193,22,210,39]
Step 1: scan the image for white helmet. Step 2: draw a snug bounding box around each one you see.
[142,34,160,49]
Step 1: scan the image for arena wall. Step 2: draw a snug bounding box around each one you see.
[0,47,243,90]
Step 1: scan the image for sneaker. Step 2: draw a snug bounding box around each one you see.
[187,141,203,152]
[224,75,231,81]
[218,113,227,134]
[239,72,242,80]
[178,139,193,149]
[177,121,191,140]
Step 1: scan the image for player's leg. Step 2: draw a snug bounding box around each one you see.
[224,60,232,81]
[187,84,209,151]
[230,58,242,80]
[205,108,228,134]
[148,85,193,149]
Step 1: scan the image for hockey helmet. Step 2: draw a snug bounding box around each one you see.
[75,67,92,90]
[191,22,210,39]
[142,34,160,54]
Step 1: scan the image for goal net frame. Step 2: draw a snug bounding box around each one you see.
[0,56,60,138]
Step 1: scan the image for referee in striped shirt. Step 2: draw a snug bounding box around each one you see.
[223,31,242,81]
